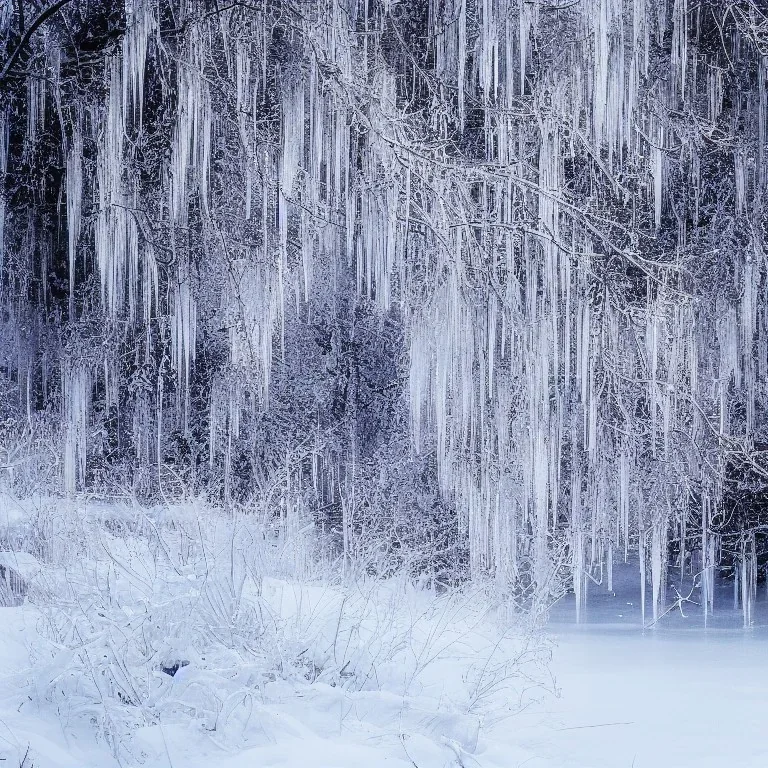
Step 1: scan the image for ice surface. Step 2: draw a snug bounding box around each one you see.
[508,623,768,768]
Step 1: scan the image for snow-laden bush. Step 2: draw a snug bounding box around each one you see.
[0,501,272,758]
[0,498,554,764]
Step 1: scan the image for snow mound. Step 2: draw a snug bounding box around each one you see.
[0,500,554,767]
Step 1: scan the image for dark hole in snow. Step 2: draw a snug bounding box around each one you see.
[160,661,190,677]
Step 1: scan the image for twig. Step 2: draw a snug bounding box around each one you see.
[398,733,420,768]
[555,721,633,731]
[0,0,76,86]
[644,578,700,629]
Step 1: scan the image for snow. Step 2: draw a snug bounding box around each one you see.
[0,519,765,768]
[0,550,41,579]
[0,500,541,767]
[1,604,765,768]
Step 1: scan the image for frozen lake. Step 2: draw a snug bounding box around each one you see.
[508,562,768,768]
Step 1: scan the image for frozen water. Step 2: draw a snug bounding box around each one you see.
[522,561,768,768]
[506,623,768,768]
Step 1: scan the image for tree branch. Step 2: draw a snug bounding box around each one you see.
[0,0,76,87]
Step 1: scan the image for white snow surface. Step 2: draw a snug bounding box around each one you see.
[0,501,765,768]
[1,600,765,768]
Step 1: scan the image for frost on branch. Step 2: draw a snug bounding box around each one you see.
[0,0,766,618]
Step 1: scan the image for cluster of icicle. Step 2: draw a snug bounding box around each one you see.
[2,0,766,622]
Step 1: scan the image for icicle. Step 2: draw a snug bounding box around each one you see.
[172,256,197,404]
[652,140,663,229]
[701,492,715,620]
[619,448,630,560]
[759,56,767,195]
[638,499,647,626]
[573,528,585,623]
[123,0,154,127]
[95,57,127,315]
[679,502,686,583]
[63,362,90,496]
[519,1,530,95]
[0,109,7,278]
[671,0,688,101]
[66,124,83,319]
[457,0,466,126]
[734,151,746,216]
[592,0,609,148]
[651,514,667,626]
[281,84,304,202]
[607,539,613,593]
[24,76,46,153]
[740,534,756,628]
[169,25,212,226]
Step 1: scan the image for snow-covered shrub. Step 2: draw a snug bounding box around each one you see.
[331,442,470,586]
[18,503,272,759]
[270,575,554,708]
[0,414,62,498]
[0,551,41,606]
[6,498,553,763]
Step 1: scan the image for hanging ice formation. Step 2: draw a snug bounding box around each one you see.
[2,0,767,620]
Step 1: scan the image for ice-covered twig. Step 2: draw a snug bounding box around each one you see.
[644,578,701,629]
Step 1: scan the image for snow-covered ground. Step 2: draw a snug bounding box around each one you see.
[0,500,765,768]
[2,603,765,768]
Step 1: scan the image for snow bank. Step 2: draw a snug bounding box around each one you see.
[0,498,553,768]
